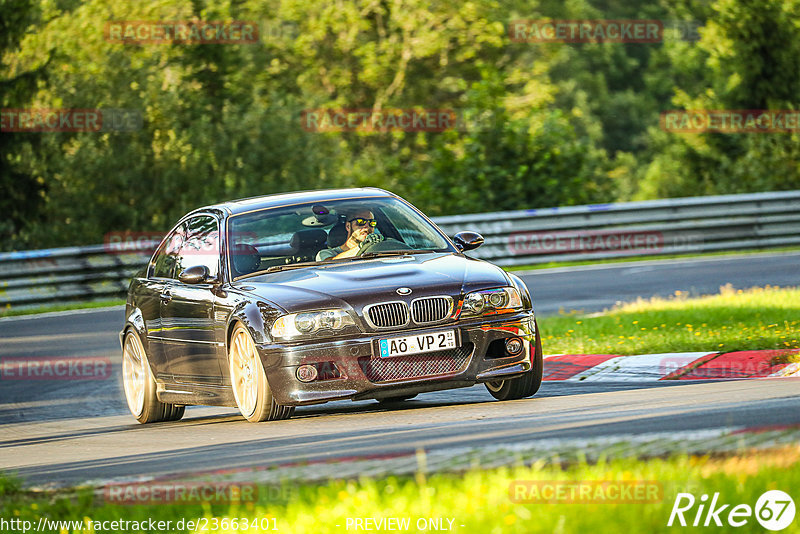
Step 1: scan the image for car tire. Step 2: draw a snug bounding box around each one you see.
[485,320,543,401]
[163,404,186,421]
[122,329,185,424]
[229,323,294,422]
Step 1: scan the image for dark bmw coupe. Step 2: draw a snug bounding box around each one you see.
[121,188,542,423]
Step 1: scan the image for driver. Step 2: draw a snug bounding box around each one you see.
[316,208,383,261]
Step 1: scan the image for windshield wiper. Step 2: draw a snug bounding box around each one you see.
[264,250,438,272]
[358,250,436,259]
[264,261,321,273]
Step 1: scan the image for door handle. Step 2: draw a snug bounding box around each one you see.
[160,291,172,303]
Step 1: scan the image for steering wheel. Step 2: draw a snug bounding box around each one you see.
[356,237,413,256]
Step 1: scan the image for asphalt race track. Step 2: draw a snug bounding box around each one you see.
[1,252,799,488]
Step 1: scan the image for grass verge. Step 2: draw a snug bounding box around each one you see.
[506,246,800,272]
[538,285,800,355]
[0,299,125,318]
[2,447,798,533]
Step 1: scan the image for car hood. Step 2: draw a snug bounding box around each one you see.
[232,253,510,313]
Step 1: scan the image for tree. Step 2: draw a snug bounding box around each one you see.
[0,0,48,248]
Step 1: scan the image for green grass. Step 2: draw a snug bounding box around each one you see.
[538,285,800,355]
[2,447,799,533]
[506,246,800,272]
[0,299,125,318]
[773,352,800,365]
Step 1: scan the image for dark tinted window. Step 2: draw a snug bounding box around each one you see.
[151,223,186,279]
[176,216,220,279]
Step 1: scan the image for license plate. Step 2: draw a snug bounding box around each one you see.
[378,330,457,358]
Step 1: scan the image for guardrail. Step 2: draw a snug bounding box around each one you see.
[433,189,800,266]
[1,190,799,309]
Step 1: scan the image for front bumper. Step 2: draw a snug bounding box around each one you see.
[258,312,537,405]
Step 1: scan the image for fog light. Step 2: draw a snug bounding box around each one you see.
[296,364,318,382]
[505,337,523,355]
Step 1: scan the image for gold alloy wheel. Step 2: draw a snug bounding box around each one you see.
[229,325,260,418]
[485,380,505,393]
[122,331,147,417]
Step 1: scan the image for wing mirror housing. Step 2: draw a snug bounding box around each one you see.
[178,265,214,284]
[453,231,484,252]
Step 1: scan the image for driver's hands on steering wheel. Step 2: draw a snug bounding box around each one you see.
[359,233,384,250]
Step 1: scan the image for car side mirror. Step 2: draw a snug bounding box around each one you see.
[178,265,211,284]
[453,231,484,252]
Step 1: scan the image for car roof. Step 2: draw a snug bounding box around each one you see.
[188,188,397,217]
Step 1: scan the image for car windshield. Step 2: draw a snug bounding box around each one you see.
[226,196,455,279]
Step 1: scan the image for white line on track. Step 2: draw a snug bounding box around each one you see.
[0,305,125,323]
[513,250,800,277]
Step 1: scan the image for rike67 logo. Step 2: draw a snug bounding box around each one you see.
[668,490,795,530]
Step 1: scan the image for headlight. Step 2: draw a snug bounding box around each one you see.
[461,287,523,316]
[270,309,356,340]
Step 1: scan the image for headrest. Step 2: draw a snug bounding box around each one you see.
[230,243,260,275]
[327,223,348,248]
[290,229,328,252]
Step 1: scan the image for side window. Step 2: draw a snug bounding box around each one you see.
[151,224,186,279]
[177,216,220,279]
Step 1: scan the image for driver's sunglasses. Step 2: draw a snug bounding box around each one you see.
[348,218,377,228]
